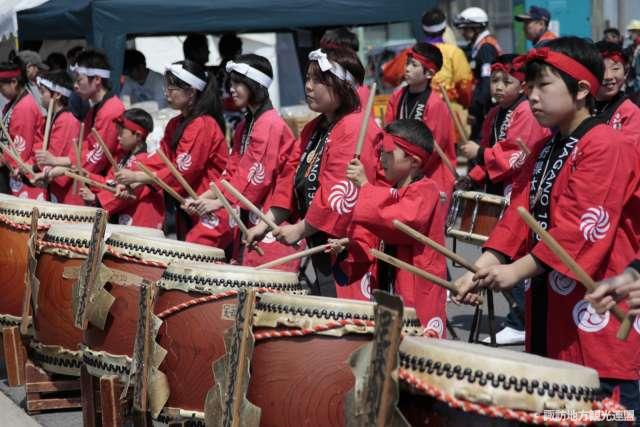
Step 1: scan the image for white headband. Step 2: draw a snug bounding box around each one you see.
[36,76,72,98]
[70,64,111,78]
[308,49,355,85]
[165,63,207,91]
[422,21,447,33]
[225,61,273,88]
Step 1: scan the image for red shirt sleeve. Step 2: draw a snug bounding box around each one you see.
[4,95,41,168]
[82,97,125,175]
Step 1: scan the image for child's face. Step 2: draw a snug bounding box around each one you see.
[230,80,250,109]
[73,74,98,100]
[117,127,139,152]
[164,82,195,111]
[304,72,338,116]
[380,147,414,184]
[597,58,626,101]
[404,57,430,87]
[490,71,522,107]
[526,66,582,129]
[38,86,52,109]
[0,80,18,100]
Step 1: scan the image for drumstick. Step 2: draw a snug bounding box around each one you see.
[354,82,377,158]
[210,181,264,256]
[220,179,278,230]
[137,162,186,205]
[73,123,85,194]
[91,128,119,171]
[0,121,35,175]
[515,137,531,156]
[42,99,54,151]
[256,238,349,270]
[64,170,117,193]
[438,83,468,145]
[392,219,518,310]
[156,148,199,199]
[516,207,632,340]
[432,138,459,179]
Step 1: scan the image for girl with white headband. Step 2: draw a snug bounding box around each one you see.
[0,59,45,199]
[114,60,227,240]
[72,49,125,177]
[29,70,84,205]
[246,47,381,297]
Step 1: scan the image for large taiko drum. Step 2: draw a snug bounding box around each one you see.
[397,337,604,426]
[151,263,306,421]
[446,190,509,245]
[0,199,98,328]
[32,223,163,376]
[82,232,225,381]
[246,293,422,427]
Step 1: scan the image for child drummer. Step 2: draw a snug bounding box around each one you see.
[335,119,447,336]
[454,37,640,414]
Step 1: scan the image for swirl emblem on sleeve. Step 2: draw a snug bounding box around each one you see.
[579,206,610,242]
[200,213,219,229]
[176,153,192,172]
[549,271,576,296]
[389,188,399,201]
[247,162,265,186]
[328,180,358,215]
[508,150,526,169]
[424,317,444,338]
[12,135,26,153]
[118,214,133,226]
[87,145,104,165]
[572,300,609,333]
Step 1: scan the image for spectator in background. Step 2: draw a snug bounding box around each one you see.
[17,50,49,112]
[45,52,67,72]
[603,27,622,47]
[66,45,90,120]
[454,7,501,140]
[625,20,640,97]
[183,34,210,68]
[514,5,557,47]
[120,49,167,108]
[215,33,243,123]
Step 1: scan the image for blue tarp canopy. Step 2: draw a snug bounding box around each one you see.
[18,0,435,90]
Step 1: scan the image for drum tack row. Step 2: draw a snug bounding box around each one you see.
[0,194,626,426]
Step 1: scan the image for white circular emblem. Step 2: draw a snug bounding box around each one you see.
[118,214,133,225]
[262,231,276,244]
[549,271,576,296]
[524,278,531,292]
[634,316,640,335]
[360,272,372,300]
[389,188,399,201]
[176,152,192,172]
[87,145,104,165]
[508,150,526,169]
[200,213,219,229]
[579,206,610,242]
[572,300,609,333]
[9,176,23,192]
[328,180,358,215]
[425,317,444,338]
[12,135,26,153]
[50,193,58,203]
[247,162,265,186]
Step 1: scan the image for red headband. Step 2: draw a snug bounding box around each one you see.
[490,62,525,82]
[514,47,600,96]
[115,115,149,139]
[409,49,438,74]
[0,69,21,79]
[381,133,430,172]
[601,50,626,65]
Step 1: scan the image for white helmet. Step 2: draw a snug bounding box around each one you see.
[453,7,489,28]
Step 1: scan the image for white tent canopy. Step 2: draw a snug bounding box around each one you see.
[0,0,49,41]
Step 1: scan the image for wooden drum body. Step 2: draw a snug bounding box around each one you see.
[0,199,97,327]
[32,224,162,376]
[82,233,225,381]
[397,337,601,426]
[446,190,508,245]
[151,264,305,421]
[246,293,422,427]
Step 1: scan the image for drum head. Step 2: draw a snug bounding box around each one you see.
[399,336,600,413]
[43,223,163,249]
[0,199,99,225]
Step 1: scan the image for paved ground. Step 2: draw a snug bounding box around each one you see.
[0,238,524,426]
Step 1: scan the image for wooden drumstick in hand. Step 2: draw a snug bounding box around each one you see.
[42,99,54,151]
[156,149,199,199]
[256,239,348,270]
[438,83,468,145]
[220,179,279,230]
[137,162,185,205]
[91,128,118,171]
[354,82,377,158]
[516,206,632,340]
[515,137,531,156]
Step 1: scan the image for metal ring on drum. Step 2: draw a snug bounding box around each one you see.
[446,190,509,246]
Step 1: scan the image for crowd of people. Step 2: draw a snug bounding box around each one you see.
[1,3,640,422]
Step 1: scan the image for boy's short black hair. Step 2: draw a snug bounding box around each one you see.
[75,49,112,90]
[123,49,146,75]
[0,60,27,86]
[385,119,434,154]
[493,53,519,66]
[218,33,243,59]
[421,8,446,36]
[38,70,74,106]
[524,36,603,108]
[594,40,624,58]
[603,27,620,37]
[228,54,273,107]
[320,27,359,52]
[45,52,67,71]
[123,108,153,136]
[412,42,443,73]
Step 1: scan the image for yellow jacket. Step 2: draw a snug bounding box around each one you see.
[431,42,473,108]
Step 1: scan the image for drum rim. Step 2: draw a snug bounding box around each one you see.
[42,223,164,247]
[0,199,99,224]
[106,232,225,260]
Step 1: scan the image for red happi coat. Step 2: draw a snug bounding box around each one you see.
[484,121,640,380]
[468,98,550,196]
[603,97,640,141]
[33,110,83,204]
[353,178,448,334]
[80,95,125,175]
[156,114,228,241]
[89,152,165,229]
[384,87,457,197]
[2,92,45,199]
